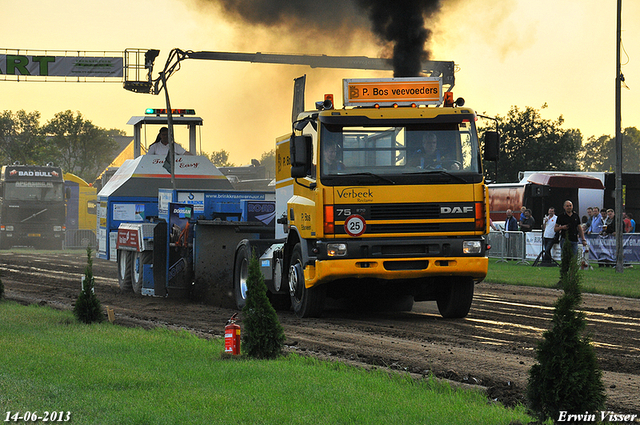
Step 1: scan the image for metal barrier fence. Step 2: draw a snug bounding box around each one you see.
[487,230,640,265]
[487,231,532,264]
[65,230,97,250]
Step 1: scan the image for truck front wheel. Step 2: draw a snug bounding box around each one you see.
[289,243,325,318]
[117,250,133,293]
[436,277,474,319]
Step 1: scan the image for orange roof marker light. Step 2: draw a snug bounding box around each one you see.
[343,77,442,107]
[324,94,334,110]
[443,92,454,107]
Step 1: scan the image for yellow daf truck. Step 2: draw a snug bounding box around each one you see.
[234,77,499,318]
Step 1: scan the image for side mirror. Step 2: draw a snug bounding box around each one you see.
[483,131,500,162]
[290,135,312,178]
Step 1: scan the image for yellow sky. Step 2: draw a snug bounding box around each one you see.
[1,0,638,165]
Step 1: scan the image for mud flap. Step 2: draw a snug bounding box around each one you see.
[141,264,154,295]
[153,221,167,297]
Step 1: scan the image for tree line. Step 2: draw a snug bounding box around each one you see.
[480,103,640,182]
[3,106,638,185]
[0,110,121,183]
[0,109,276,184]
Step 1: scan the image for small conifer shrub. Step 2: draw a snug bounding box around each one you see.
[241,252,285,359]
[73,247,104,324]
[527,238,606,422]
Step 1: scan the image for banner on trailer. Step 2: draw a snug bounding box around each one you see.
[586,234,640,263]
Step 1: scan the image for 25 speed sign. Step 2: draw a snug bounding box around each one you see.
[344,214,366,237]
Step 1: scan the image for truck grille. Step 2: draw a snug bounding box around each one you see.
[370,222,476,233]
[333,202,477,235]
[369,203,440,220]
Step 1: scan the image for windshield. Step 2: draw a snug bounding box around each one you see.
[320,121,481,178]
[4,182,64,202]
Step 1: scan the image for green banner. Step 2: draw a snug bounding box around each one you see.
[1,54,122,78]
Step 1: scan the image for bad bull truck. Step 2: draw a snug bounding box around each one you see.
[0,164,67,249]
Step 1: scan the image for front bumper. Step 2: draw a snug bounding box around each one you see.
[304,255,488,287]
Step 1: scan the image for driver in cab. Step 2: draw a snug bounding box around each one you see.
[410,132,459,170]
[322,141,345,173]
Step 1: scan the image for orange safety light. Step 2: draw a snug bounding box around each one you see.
[324,205,334,234]
[324,94,334,110]
[443,92,454,107]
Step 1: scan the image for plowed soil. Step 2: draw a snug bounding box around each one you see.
[2,251,639,416]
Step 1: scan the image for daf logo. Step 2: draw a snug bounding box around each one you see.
[441,206,473,214]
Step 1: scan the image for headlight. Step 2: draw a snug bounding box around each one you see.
[53,226,62,232]
[463,240,482,254]
[327,243,347,257]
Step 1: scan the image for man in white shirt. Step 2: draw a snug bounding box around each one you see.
[542,207,558,263]
[146,127,191,156]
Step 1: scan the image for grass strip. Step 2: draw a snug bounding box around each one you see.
[0,302,531,425]
[486,260,640,299]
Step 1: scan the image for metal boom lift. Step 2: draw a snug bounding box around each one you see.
[123,48,455,96]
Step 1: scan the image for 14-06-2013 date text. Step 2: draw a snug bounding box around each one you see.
[4,412,71,422]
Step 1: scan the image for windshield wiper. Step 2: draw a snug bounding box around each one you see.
[21,208,48,223]
[403,170,468,183]
[342,172,396,185]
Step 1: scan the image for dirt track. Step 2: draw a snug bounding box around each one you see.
[2,250,639,415]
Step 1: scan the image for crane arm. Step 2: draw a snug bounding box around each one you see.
[123,48,455,94]
[185,50,454,86]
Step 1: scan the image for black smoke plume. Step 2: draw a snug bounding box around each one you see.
[355,0,441,77]
[207,0,442,77]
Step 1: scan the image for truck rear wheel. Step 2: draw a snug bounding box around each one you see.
[131,251,153,295]
[118,250,133,293]
[289,243,325,318]
[436,277,474,319]
[233,243,251,310]
[234,243,292,311]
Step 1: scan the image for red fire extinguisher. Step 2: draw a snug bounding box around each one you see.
[225,313,241,355]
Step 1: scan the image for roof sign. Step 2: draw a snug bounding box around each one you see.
[343,77,442,107]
